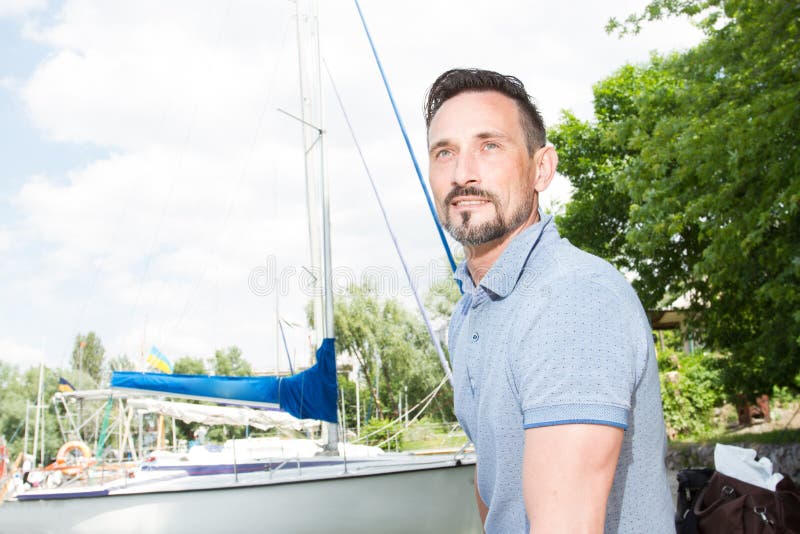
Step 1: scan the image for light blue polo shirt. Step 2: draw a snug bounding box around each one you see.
[449,213,674,533]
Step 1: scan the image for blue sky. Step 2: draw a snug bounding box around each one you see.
[1,0,103,181]
[0,0,704,373]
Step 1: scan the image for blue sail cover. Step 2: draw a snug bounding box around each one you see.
[111,338,338,423]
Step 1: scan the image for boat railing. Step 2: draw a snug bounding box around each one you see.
[266,455,303,479]
[452,441,473,463]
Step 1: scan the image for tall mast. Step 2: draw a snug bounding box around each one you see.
[295,0,325,348]
[32,361,45,466]
[274,278,280,376]
[295,0,338,451]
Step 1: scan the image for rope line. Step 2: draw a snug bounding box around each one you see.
[375,375,449,448]
[133,2,237,358]
[353,0,456,274]
[278,319,295,375]
[350,374,448,444]
[323,60,453,386]
[165,14,294,343]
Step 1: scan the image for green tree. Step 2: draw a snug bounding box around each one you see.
[657,349,725,439]
[213,347,252,376]
[106,354,135,372]
[0,362,63,465]
[70,332,105,385]
[551,0,800,397]
[551,58,685,307]
[103,354,136,383]
[174,356,207,375]
[316,284,454,423]
[0,362,29,462]
[426,274,463,321]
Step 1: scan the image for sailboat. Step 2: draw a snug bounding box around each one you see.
[0,2,480,532]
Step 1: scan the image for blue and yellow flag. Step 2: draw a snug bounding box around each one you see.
[57,377,75,393]
[146,346,174,374]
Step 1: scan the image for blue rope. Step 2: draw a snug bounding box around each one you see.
[353,0,457,274]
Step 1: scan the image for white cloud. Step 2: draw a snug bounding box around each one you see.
[540,173,574,216]
[11,143,316,367]
[0,337,46,368]
[21,1,298,150]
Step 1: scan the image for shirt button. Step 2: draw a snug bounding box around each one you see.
[471,332,479,342]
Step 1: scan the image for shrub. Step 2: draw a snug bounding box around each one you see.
[659,350,725,440]
[361,418,404,450]
[772,384,800,407]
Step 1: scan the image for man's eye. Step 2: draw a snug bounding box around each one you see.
[436,149,453,158]
[483,142,498,151]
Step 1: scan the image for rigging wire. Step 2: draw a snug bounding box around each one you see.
[352,0,457,275]
[63,177,138,370]
[278,319,295,375]
[376,376,449,449]
[132,1,236,359]
[156,12,291,367]
[350,374,449,444]
[61,0,240,370]
[158,13,294,352]
[323,59,453,387]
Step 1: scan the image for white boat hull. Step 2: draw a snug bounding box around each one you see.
[0,457,481,533]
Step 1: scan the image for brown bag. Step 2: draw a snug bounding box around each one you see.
[693,471,800,533]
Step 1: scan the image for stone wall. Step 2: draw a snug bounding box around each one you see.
[666,442,800,483]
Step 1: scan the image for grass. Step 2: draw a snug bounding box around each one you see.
[403,434,470,451]
[397,419,469,451]
[669,428,800,450]
[668,398,800,446]
[712,428,800,445]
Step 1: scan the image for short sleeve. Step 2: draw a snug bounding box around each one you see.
[509,274,641,431]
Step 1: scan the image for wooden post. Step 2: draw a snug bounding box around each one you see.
[755,394,771,423]
[736,394,752,426]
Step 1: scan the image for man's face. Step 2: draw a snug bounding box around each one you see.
[427,90,538,247]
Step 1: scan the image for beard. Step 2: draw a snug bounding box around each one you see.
[441,186,534,246]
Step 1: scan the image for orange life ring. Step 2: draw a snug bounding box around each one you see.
[46,441,95,476]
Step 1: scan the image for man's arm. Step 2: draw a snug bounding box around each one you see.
[522,424,623,534]
[475,465,488,528]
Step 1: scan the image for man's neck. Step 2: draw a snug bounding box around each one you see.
[465,209,540,287]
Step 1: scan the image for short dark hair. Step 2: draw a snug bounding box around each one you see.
[424,68,546,154]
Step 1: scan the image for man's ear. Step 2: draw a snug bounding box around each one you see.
[532,145,558,192]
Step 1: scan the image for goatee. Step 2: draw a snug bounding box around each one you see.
[441,186,534,246]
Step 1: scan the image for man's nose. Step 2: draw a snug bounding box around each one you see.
[453,151,479,187]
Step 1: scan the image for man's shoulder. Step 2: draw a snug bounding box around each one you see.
[526,238,631,295]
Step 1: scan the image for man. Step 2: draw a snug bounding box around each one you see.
[425,69,674,533]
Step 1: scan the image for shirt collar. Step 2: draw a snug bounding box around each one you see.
[454,210,555,298]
